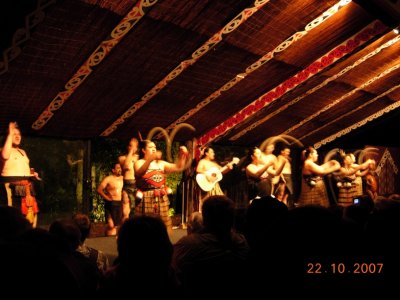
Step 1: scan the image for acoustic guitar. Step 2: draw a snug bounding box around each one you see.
[196,167,223,192]
[196,157,239,192]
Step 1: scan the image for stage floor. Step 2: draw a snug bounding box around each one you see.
[85,228,187,264]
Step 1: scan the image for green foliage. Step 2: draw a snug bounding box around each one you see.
[168,207,175,217]
[90,194,105,223]
[23,137,85,217]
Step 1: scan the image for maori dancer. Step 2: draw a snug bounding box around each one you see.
[336,151,373,207]
[0,122,40,227]
[246,147,286,200]
[365,160,379,201]
[349,152,368,198]
[118,137,139,222]
[297,146,340,208]
[259,135,303,202]
[275,146,293,206]
[135,140,190,233]
[96,163,123,235]
[261,143,280,197]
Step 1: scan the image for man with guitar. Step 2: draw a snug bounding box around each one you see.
[195,147,239,212]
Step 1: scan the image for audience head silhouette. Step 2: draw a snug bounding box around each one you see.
[202,195,235,237]
[72,213,91,243]
[117,214,173,270]
[0,206,31,241]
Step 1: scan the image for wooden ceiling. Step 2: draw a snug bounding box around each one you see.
[1,0,399,149]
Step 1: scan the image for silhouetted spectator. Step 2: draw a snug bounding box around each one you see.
[172,195,249,298]
[0,205,31,241]
[186,211,203,235]
[49,218,100,293]
[73,213,110,273]
[99,215,179,297]
[244,195,288,250]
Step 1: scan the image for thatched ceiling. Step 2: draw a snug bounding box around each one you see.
[1,0,399,149]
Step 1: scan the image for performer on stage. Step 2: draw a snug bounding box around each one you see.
[195,147,238,212]
[336,151,373,207]
[365,160,379,201]
[246,147,286,200]
[275,146,293,206]
[349,153,369,198]
[118,137,139,221]
[297,146,340,208]
[0,121,40,227]
[96,163,123,235]
[134,140,189,233]
[261,143,287,199]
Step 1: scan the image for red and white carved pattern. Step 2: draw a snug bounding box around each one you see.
[198,21,386,145]
[163,0,350,137]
